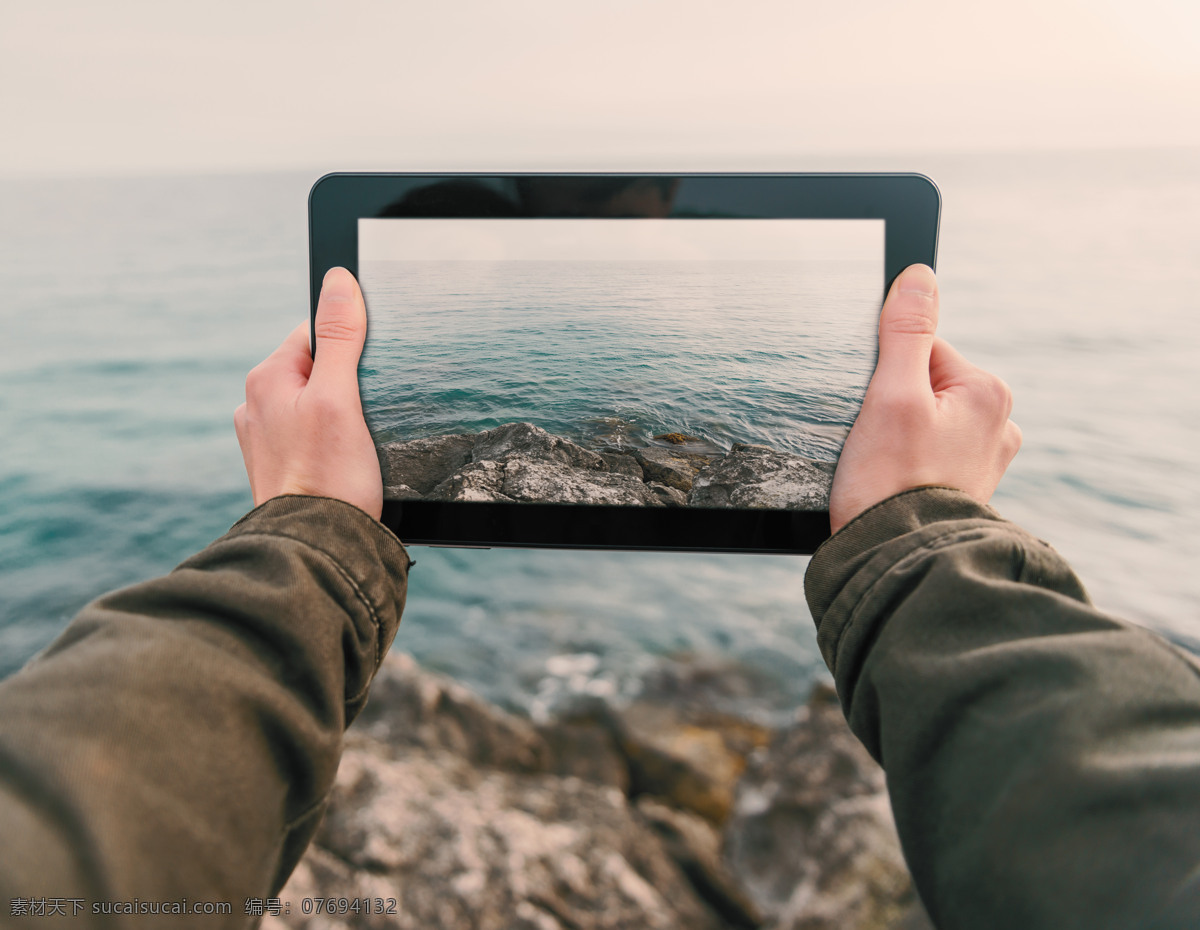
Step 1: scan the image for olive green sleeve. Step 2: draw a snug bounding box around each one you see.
[805,487,1200,930]
[0,495,411,926]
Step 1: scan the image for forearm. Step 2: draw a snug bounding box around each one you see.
[0,496,410,923]
[807,487,1200,930]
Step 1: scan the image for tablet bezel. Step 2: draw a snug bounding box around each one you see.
[308,172,940,554]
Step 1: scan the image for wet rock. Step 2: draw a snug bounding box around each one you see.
[634,447,715,493]
[379,433,473,496]
[689,443,835,510]
[723,682,930,930]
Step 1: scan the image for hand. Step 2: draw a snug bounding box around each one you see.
[234,267,382,519]
[829,264,1022,535]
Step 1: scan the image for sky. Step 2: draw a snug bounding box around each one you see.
[359,219,883,262]
[2,0,1198,178]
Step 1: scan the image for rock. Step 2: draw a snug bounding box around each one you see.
[634,447,715,493]
[472,421,607,471]
[408,423,663,506]
[379,433,474,496]
[289,743,726,930]
[537,698,631,792]
[618,699,770,825]
[597,449,644,478]
[563,657,776,826]
[497,459,665,506]
[636,797,762,929]
[689,443,835,510]
[380,422,836,510]
[429,460,515,503]
[275,655,930,930]
[646,481,687,506]
[722,682,930,930]
[353,653,549,773]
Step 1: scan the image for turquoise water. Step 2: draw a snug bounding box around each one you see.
[358,259,879,462]
[2,152,1198,715]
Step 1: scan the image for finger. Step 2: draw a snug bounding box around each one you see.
[1004,419,1023,460]
[244,323,312,405]
[927,337,977,393]
[233,402,248,446]
[272,322,314,371]
[309,266,366,392]
[871,264,940,393]
[233,402,257,499]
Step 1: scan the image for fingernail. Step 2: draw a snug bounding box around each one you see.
[322,266,356,300]
[897,264,936,297]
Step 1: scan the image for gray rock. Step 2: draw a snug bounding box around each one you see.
[380,423,836,510]
[646,482,688,507]
[379,433,474,497]
[537,701,631,793]
[498,459,665,506]
[429,460,515,503]
[381,481,422,501]
[472,421,606,471]
[637,797,762,928]
[415,424,665,506]
[289,742,725,930]
[274,655,930,930]
[722,683,929,930]
[689,443,835,510]
[353,653,549,774]
[634,447,715,492]
[597,450,644,479]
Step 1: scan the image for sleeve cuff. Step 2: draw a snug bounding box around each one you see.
[221,494,413,658]
[805,487,1013,671]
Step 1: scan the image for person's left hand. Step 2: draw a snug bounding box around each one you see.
[233,267,382,519]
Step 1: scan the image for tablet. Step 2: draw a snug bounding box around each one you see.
[308,173,940,554]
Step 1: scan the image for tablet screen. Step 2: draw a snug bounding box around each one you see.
[357,218,883,513]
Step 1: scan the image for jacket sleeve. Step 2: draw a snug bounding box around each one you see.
[0,495,411,926]
[805,486,1200,930]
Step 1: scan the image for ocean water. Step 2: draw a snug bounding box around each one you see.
[358,259,880,463]
[1,151,1198,718]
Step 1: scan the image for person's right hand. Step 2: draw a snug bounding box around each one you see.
[828,264,1022,535]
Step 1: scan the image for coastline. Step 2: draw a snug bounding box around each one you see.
[269,652,932,930]
[379,422,836,510]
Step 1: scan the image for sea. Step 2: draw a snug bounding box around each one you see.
[2,149,1198,720]
[358,258,880,461]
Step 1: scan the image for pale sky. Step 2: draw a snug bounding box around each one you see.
[2,0,1197,178]
[359,219,883,262]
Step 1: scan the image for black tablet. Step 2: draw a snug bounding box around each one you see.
[308,173,940,554]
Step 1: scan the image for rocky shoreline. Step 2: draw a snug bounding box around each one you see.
[379,422,836,510]
[266,654,932,930]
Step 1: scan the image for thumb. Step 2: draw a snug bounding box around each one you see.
[871,264,940,393]
[309,266,367,390]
